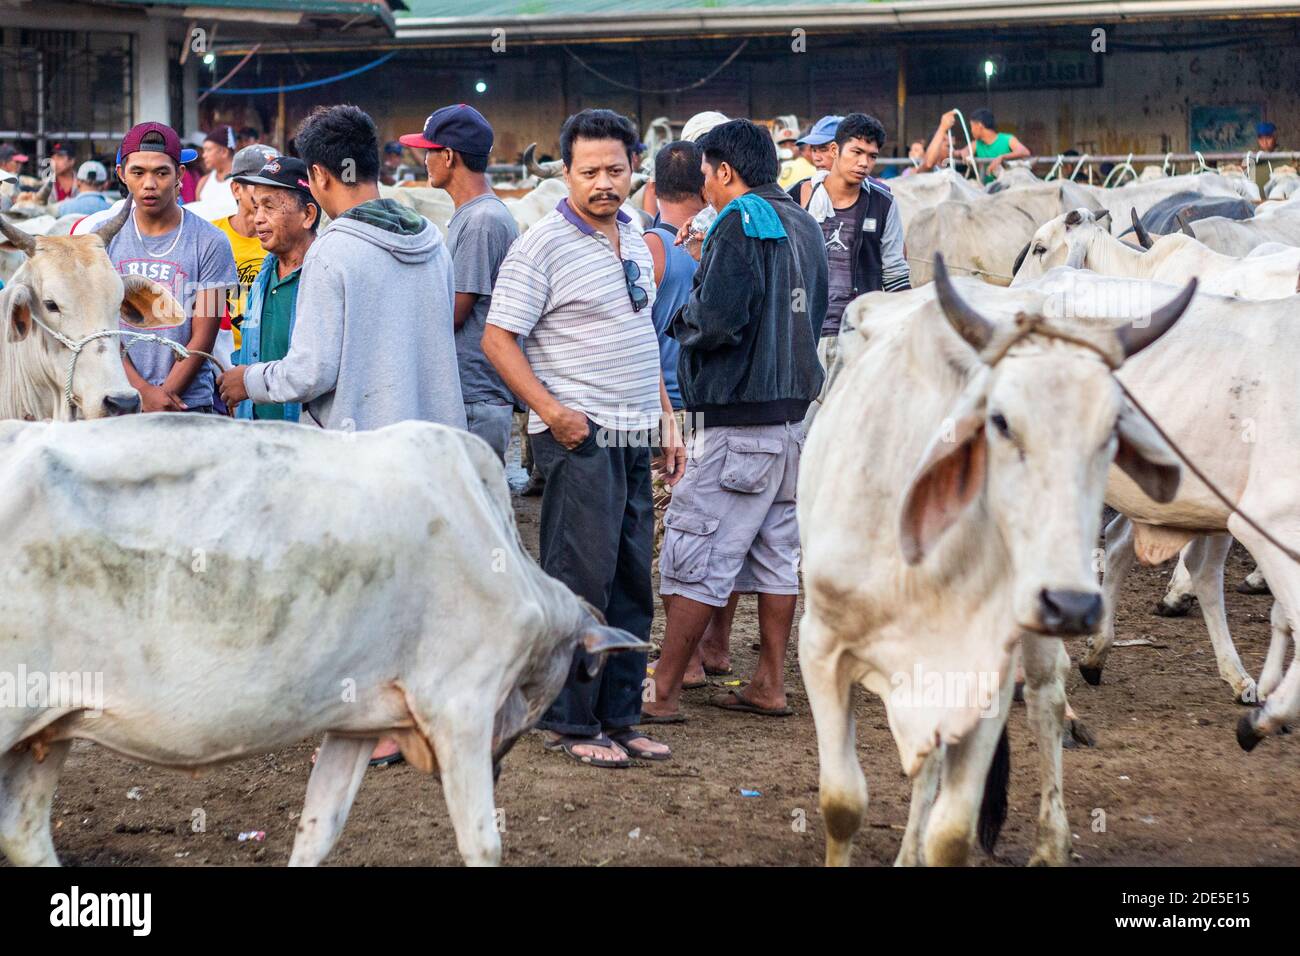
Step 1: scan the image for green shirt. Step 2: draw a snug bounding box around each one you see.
[974,132,1015,183]
[252,266,301,421]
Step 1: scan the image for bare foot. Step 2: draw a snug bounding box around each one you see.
[370,737,401,762]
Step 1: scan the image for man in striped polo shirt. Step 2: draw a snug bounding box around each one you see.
[484,109,686,770]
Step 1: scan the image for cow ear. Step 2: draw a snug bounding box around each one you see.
[3,283,33,342]
[1115,404,1181,503]
[120,274,186,329]
[899,392,988,565]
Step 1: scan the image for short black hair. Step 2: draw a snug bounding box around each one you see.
[293,105,380,184]
[292,191,321,233]
[239,127,259,140]
[969,108,996,130]
[697,119,778,188]
[654,140,703,203]
[455,149,489,174]
[835,113,887,150]
[559,109,638,168]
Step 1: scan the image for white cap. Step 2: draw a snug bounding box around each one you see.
[681,111,729,143]
[77,160,107,183]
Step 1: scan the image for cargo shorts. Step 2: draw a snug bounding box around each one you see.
[658,421,804,607]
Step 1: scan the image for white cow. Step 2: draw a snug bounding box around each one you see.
[0,415,645,867]
[1082,173,1245,237]
[1013,208,1300,298]
[1185,202,1300,256]
[0,202,182,421]
[799,258,1189,867]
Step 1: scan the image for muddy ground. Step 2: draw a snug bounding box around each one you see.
[18,479,1300,868]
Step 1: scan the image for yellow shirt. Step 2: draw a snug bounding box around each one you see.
[215,215,268,348]
[778,155,817,191]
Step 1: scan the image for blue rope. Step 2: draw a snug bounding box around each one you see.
[202,52,397,95]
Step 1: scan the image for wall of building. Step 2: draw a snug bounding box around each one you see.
[206,16,1300,167]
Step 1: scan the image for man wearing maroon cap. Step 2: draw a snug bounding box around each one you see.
[99,122,237,414]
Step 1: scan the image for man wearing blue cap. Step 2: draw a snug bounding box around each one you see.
[401,105,520,463]
[787,115,842,202]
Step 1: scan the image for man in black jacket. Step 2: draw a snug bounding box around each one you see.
[644,119,827,723]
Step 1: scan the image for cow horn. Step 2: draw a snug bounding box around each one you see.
[34,176,53,205]
[523,143,564,179]
[0,211,37,257]
[1011,240,1031,278]
[95,196,133,248]
[1175,210,1195,237]
[1095,208,1111,225]
[1130,207,1153,250]
[1116,278,1197,359]
[933,254,995,351]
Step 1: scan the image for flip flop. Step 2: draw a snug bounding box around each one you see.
[608,728,672,762]
[704,665,733,677]
[369,751,406,768]
[543,733,630,768]
[708,689,792,718]
[648,661,707,690]
[639,711,687,725]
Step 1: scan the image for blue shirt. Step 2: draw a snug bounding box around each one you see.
[648,224,697,410]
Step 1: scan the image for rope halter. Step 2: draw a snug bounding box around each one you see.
[28,312,228,414]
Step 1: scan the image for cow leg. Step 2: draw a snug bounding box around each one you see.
[1184,534,1256,703]
[798,615,866,867]
[1022,637,1070,866]
[0,741,70,867]
[1259,601,1293,701]
[287,733,375,867]
[1080,513,1135,684]
[894,750,941,867]
[1155,547,1196,617]
[922,676,1015,867]
[431,714,501,867]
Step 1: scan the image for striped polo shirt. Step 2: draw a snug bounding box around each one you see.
[487,198,661,435]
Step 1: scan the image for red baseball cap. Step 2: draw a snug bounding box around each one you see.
[117,122,199,167]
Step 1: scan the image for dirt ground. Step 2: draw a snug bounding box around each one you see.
[19,478,1300,868]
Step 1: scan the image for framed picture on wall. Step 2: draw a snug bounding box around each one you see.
[1190,104,1262,152]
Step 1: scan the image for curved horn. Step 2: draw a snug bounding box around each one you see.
[933,254,995,352]
[1175,210,1195,237]
[95,196,133,248]
[1116,278,1197,359]
[1011,240,1031,278]
[1130,207,1153,250]
[0,211,37,257]
[1095,208,1111,225]
[523,143,564,179]
[34,176,53,205]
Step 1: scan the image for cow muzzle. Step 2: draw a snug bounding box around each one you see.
[1036,588,1103,636]
[102,390,142,416]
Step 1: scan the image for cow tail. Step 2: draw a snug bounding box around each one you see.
[977,724,1011,855]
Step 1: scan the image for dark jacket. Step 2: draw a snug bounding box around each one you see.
[668,182,828,427]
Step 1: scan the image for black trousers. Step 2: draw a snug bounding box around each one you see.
[532,421,653,737]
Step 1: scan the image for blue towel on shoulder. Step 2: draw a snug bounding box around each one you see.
[706,192,787,246]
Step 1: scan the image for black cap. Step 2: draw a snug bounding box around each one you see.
[232,155,313,202]
[50,142,76,157]
[399,104,493,158]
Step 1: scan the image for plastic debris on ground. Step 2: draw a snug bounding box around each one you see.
[238,830,266,842]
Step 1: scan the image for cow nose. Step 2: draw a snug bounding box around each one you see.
[1038,589,1103,635]
[103,392,142,416]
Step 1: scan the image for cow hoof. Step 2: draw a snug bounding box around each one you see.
[1079,664,1103,686]
[1236,713,1265,752]
[1236,578,1271,596]
[1063,718,1096,749]
[1153,595,1195,617]
[1013,681,1025,703]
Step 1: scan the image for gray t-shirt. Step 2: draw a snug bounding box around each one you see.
[820,203,857,338]
[100,208,238,410]
[447,193,519,406]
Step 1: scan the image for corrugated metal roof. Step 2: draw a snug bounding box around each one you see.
[397,0,881,14]
[96,0,396,16]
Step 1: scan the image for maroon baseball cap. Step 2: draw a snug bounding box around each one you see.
[118,122,199,166]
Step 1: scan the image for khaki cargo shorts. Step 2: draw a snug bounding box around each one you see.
[658,421,804,607]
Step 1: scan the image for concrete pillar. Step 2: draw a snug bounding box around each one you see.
[135,17,171,124]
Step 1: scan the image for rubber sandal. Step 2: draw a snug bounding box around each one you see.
[704,665,733,677]
[369,751,406,768]
[608,728,671,761]
[648,661,707,690]
[707,689,792,718]
[543,733,630,768]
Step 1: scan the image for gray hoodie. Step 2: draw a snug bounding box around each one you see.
[244,201,466,432]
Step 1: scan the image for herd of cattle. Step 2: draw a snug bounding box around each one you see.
[0,153,1296,867]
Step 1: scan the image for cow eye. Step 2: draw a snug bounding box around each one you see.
[1032,245,1046,256]
[42,299,59,313]
[990,412,1010,436]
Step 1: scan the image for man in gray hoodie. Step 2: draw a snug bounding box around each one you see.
[218,105,465,434]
